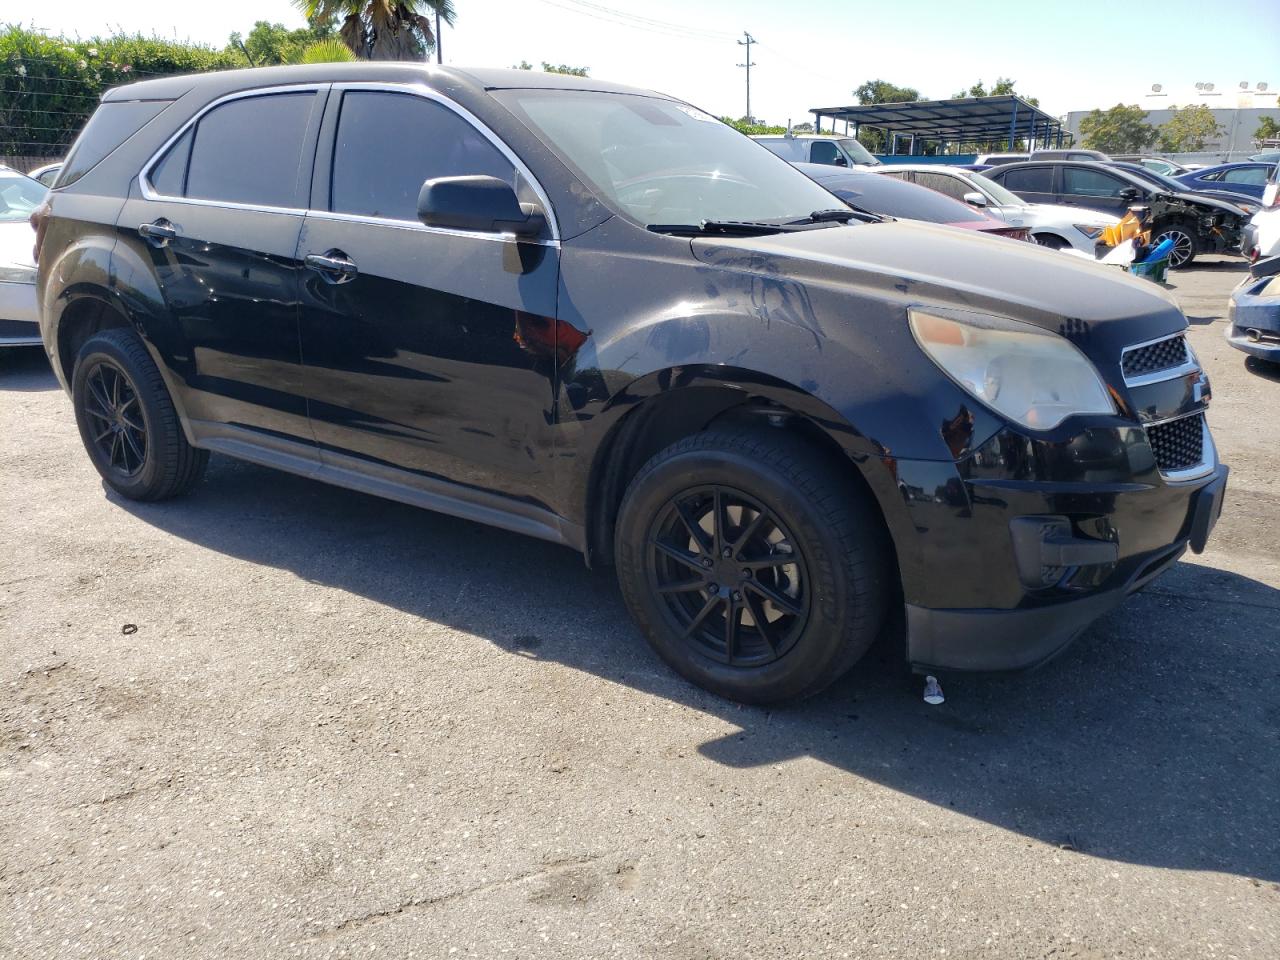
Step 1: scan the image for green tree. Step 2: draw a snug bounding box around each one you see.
[1254,115,1279,143]
[951,77,1039,107]
[513,60,589,76]
[298,38,357,63]
[227,19,333,66]
[1078,104,1157,153]
[293,0,456,60]
[851,79,921,153]
[720,117,787,135]
[1158,104,1223,152]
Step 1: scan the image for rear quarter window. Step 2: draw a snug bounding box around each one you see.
[58,99,172,188]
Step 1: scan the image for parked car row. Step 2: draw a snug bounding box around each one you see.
[0,166,46,346]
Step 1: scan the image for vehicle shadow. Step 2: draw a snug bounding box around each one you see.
[1244,356,1280,381]
[0,345,57,390]
[111,455,1280,882]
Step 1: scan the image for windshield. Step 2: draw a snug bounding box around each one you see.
[0,173,46,222]
[836,138,878,166]
[966,171,1023,207]
[494,90,846,227]
[814,172,988,223]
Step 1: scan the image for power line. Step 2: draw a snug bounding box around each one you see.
[737,32,757,123]
[531,0,733,42]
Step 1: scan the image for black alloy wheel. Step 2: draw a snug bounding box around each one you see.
[647,485,810,667]
[71,327,208,500]
[81,360,148,477]
[1153,225,1198,268]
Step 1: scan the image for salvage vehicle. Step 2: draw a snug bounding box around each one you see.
[1112,155,1189,177]
[753,133,879,168]
[987,160,1248,268]
[1108,161,1260,216]
[1225,256,1280,363]
[792,163,1031,241]
[875,164,1118,253]
[0,167,46,347]
[1241,166,1280,261]
[28,162,63,188]
[34,65,1228,703]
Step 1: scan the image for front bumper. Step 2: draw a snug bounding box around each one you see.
[906,464,1227,672]
[0,280,40,346]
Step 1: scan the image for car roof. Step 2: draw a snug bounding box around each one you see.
[874,164,970,174]
[101,63,667,103]
[1188,161,1274,172]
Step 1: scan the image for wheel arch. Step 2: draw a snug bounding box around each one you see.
[577,365,910,588]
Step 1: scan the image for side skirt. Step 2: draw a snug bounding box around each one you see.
[187,420,585,553]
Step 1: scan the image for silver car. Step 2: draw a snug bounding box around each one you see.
[878,164,1118,254]
[0,168,45,347]
[752,134,879,168]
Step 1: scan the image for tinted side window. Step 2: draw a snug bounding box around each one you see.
[1222,166,1269,185]
[999,166,1053,193]
[1062,167,1126,197]
[912,171,968,201]
[148,127,192,197]
[184,92,315,207]
[809,141,842,165]
[331,91,515,221]
[60,100,171,187]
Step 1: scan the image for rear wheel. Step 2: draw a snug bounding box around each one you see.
[72,328,207,501]
[615,427,891,704]
[1152,222,1199,268]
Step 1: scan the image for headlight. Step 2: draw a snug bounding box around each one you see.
[1074,224,1105,238]
[0,262,36,284]
[909,308,1116,430]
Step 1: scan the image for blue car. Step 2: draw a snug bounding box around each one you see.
[1226,258,1280,363]
[1177,162,1276,200]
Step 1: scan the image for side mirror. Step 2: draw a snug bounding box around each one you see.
[417,175,546,238]
[962,191,988,207]
[833,154,849,167]
[1118,187,1141,202]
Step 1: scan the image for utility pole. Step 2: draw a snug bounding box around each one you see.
[737,32,757,123]
[435,9,442,64]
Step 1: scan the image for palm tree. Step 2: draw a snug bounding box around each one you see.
[293,1,457,61]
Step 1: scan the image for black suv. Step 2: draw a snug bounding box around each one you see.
[34,65,1227,704]
[986,160,1249,268]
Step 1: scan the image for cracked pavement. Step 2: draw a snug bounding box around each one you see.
[2,258,1278,958]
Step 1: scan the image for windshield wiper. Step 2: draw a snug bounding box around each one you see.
[647,219,802,237]
[793,207,884,225]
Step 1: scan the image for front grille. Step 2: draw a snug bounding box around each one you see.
[1122,334,1190,380]
[1147,414,1204,473]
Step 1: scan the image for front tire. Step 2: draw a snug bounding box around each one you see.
[615,427,891,704]
[1152,221,1199,268]
[72,328,208,501]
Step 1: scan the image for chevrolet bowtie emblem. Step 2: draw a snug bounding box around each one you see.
[1192,370,1210,405]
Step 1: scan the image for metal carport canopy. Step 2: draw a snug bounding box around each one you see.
[810,95,1060,143]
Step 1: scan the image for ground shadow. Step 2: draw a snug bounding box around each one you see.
[0,345,58,391]
[111,455,1280,882]
[1244,356,1280,382]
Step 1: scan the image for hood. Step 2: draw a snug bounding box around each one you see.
[1166,191,1249,216]
[690,219,1184,335]
[0,219,37,270]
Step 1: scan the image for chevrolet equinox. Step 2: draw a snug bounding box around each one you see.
[34,65,1228,703]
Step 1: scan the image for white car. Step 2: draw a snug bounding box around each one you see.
[1241,177,1280,261]
[752,134,880,168]
[877,164,1119,254]
[0,168,45,347]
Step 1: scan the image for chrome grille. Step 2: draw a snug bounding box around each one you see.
[1147,414,1204,473]
[1122,334,1189,380]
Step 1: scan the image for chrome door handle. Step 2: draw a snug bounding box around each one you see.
[304,250,358,284]
[138,219,177,247]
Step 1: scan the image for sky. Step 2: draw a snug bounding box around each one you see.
[21,0,1280,123]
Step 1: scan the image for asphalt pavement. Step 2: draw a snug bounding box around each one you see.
[2,257,1277,959]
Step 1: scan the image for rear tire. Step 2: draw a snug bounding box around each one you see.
[614,427,891,704]
[1152,221,1199,268]
[71,328,208,501]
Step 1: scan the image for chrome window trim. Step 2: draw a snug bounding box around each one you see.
[136,80,562,244]
[137,83,327,216]
[323,81,561,242]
